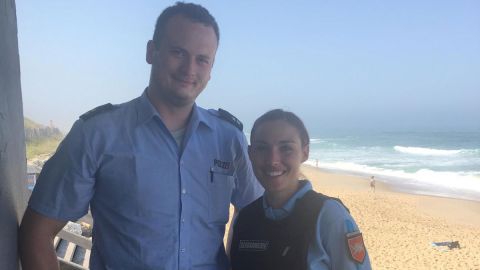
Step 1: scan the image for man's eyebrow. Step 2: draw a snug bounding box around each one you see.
[197,54,213,60]
[168,45,213,59]
[169,45,187,51]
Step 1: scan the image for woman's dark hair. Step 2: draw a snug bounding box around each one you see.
[250,109,310,146]
[153,2,219,47]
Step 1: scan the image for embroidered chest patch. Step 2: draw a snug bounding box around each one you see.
[238,240,269,252]
[214,159,231,169]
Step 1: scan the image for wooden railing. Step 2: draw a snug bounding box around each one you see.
[54,229,92,270]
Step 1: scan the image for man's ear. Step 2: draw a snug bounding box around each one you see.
[146,40,156,64]
[206,57,215,82]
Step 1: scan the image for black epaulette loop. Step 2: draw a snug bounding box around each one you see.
[218,108,243,131]
[80,103,114,121]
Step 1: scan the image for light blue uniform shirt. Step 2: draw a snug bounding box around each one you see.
[29,91,263,270]
[263,180,372,270]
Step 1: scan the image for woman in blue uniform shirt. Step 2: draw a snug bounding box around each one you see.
[230,109,372,270]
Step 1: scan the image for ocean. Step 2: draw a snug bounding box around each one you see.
[303,131,480,202]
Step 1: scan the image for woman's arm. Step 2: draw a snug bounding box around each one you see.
[308,200,372,270]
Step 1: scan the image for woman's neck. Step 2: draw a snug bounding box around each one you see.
[265,181,300,209]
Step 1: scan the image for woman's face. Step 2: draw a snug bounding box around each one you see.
[249,120,309,197]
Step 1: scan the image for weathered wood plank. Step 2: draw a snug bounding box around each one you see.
[83,249,91,268]
[54,236,60,249]
[64,242,76,261]
[59,258,86,270]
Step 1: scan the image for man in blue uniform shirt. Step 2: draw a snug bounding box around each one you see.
[19,3,263,270]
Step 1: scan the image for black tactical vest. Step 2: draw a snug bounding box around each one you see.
[230,190,342,270]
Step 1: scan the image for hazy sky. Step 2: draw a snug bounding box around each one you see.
[16,1,480,134]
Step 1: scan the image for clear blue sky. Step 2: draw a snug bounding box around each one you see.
[16,0,480,134]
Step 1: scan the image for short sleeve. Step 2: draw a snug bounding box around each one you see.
[28,120,97,221]
[307,200,372,270]
[230,132,263,209]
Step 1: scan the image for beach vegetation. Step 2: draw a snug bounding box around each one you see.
[24,117,63,160]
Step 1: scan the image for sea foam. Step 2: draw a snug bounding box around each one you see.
[394,146,462,156]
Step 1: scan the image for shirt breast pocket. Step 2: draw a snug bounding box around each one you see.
[208,167,235,224]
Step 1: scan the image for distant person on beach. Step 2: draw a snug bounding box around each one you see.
[230,109,371,270]
[19,3,262,270]
[370,176,376,192]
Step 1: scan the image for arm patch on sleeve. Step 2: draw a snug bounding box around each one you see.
[217,108,243,131]
[80,103,114,121]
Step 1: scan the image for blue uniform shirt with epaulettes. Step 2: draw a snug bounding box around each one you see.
[29,90,264,270]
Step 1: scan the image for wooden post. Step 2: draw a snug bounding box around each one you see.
[0,0,28,269]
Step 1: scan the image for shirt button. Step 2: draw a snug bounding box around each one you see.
[181,218,185,223]
[181,188,186,194]
[180,248,186,253]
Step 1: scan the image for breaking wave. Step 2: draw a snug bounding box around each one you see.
[304,159,480,201]
[394,146,462,156]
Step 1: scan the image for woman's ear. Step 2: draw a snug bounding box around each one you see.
[302,144,310,163]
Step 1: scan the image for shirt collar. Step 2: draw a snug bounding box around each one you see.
[136,88,213,131]
[189,103,215,131]
[263,180,313,220]
[136,89,161,126]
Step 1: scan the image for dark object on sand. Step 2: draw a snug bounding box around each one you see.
[431,241,461,250]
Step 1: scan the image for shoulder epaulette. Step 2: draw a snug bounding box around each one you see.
[217,108,243,131]
[80,103,115,121]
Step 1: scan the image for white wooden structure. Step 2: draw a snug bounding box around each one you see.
[55,230,92,270]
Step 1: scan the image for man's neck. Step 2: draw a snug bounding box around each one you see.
[146,90,193,132]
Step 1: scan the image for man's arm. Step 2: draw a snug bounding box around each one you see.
[19,207,68,270]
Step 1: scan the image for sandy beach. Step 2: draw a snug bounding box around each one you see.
[226,165,480,270]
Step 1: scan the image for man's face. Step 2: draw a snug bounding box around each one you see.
[147,15,218,107]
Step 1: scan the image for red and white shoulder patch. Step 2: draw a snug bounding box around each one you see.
[346,231,366,264]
